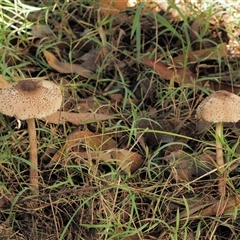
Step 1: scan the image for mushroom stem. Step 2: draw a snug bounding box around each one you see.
[215,122,224,168]
[215,122,225,196]
[27,118,39,194]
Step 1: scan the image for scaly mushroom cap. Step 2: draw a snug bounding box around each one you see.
[196,90,240,123]
[0,79,62,120]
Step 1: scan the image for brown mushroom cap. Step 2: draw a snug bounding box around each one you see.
[196,90,240,123]
[0,79,62,120]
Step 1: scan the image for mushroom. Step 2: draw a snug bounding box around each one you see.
[0,79,62,194]
[196,90,240,194]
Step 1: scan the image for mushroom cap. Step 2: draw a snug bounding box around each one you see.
[0,79,62,120]
[196,90,240,123]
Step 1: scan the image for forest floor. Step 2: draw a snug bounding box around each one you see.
[1,0,240,239]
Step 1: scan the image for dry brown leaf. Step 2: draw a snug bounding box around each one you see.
[76,98,115,115]
[31,24,53,38]
[142,59,199,87]
[47,129,142,174]
[79,49,99,71]
[43,50,94,79]
[74,150,112,163]
[201,195,240,216]
[167,199,213,225]
[163,150,193,182]
[111,149,143,173]
[108,94,139,104]
[143,58,240,93]
[66,130,117,152]
[43,111,116,125]
[123,234,141,240]
[172,43,228,64]
[173,195,240,223]
[195,119,211,134]
[137,119,174,146]
[209,81,240,94]
[99,0,129,15]
[163,150,214,182]
[189,17,206,42]
[71,148,143,174]
[0,197,7,208]
[48,130,117,165]
[99,0,167,15]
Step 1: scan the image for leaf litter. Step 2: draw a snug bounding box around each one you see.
[1,0,240,239]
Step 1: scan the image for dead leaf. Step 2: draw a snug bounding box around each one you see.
[163,150,194,182]
[47,129,142,173]
[99,0,129,15]
[167,194,240,225]
[172,43,228,64]
[123,234,141,240]
[47,130,117,165]
[167,199,213,225]
[67,130,117,151]
[72,148,143,174]
[173,195,240,223]
[43,50,94,79]
[76,98,115,115]
[31,24,53,38]
[0,197,7,208]
[143,58,240,94]
[74,150,112,163]
[189,17,206,42]
[195,119,211,134]
[99,0,168,15]
[209,81,240,94]
[164,121,195,154]
[137,119,174,146]
[163,150,214,182]
[111,149,143,173]
[142,59,199,87]
[190,16,229,49]
[189,16,214,49]
[79,49,99,71]
[108,93,124,102]
[201,195,240,216]
[43,111,116,125]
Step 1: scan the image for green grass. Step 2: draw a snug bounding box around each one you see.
[0,0,240,239]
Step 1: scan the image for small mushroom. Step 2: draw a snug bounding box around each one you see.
[196,90,240,194]
[0,79,62,194]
